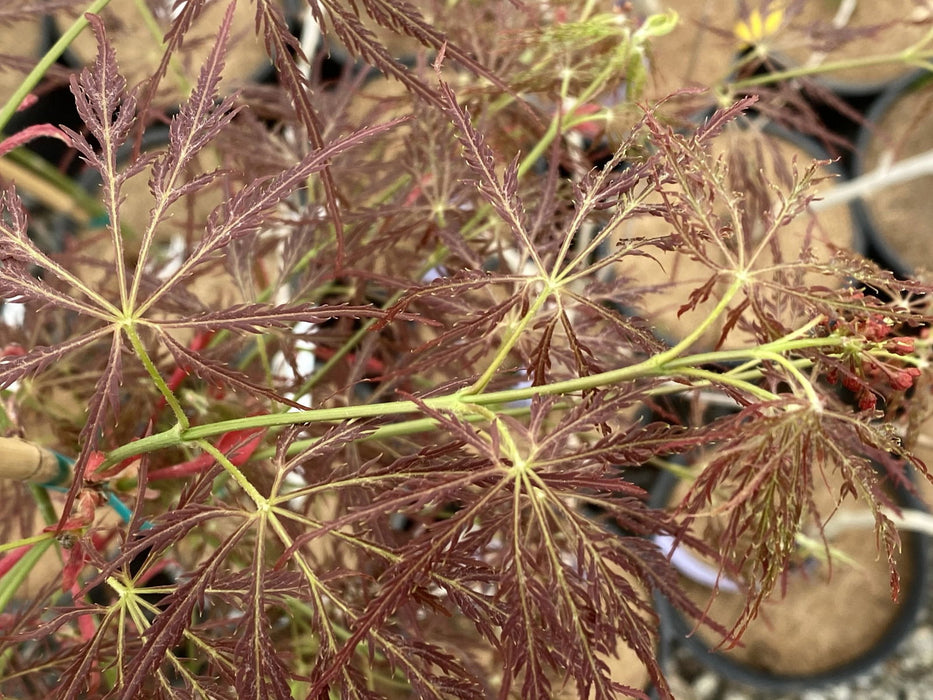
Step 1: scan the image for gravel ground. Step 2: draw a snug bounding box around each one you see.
[660,579,933,700]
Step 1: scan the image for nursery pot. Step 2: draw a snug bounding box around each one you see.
[641,0,931,101]
[760,0,932,98]
[649,457,931,692]
[852,70,933,278]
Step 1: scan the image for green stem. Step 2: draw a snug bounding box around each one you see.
[516,50,620,181]
[659,335,842,370]
[670,367,778,402]
[255,403,535,461]
[0,532,57,555]
[648,357,814,398]
[0,537,57,613]
[28,484,59,526]
[0,0,114,134]
[124,323,189,430]
[104,329,848,468]
[757,350,822,408]
[727,49,933,91]
[196,439,267,510]
[646,273,745,367]
[466,286,551,394]
[0,536,58,677]
[274,355,817,463]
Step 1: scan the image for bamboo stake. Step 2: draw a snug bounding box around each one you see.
[0,437,67,484]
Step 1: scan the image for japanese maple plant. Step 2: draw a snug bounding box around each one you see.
[1,1,932,698]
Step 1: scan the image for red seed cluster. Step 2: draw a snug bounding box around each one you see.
[821,314,923,410]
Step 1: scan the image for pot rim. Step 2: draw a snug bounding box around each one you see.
[649,462,932,692]
[851,68,933,279]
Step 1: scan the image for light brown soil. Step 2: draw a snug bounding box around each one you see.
[640,0,740,102]
[0,18,45,105]
[860,80,933,276]
[60,0,271,100]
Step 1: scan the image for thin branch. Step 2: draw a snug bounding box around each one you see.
[812,147,933,211]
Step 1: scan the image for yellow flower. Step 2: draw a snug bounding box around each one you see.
[734,4,784,45]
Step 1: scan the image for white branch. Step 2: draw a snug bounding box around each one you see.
[812,147,933,211]
[823,507,933,538]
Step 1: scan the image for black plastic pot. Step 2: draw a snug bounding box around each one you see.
[649,462,931,693]
[851,70,933,279]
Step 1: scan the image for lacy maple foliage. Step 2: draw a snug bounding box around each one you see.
[0,2,932,699]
